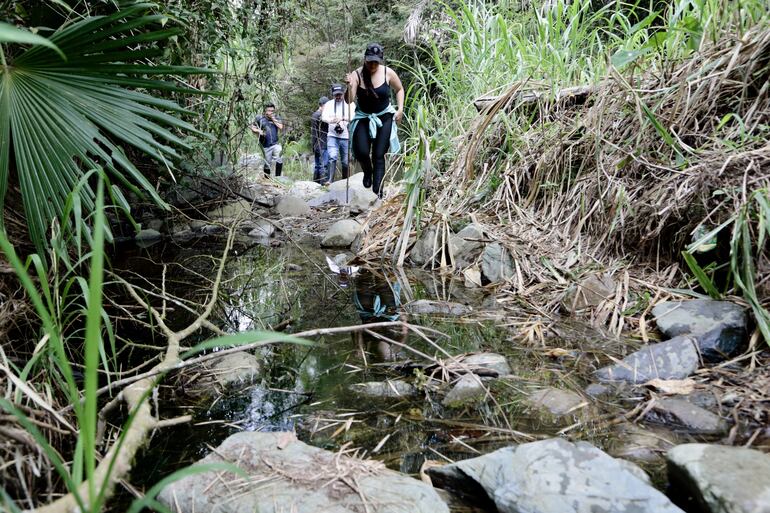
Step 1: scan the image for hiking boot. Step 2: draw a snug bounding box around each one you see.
[275,162,283,177]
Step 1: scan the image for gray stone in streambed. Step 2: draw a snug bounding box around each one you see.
[135,228,161,241]
[527,387,585,417]
[275,195,311,217]
[248,221,275,238]
[442,374,487,407]
[666,443,770,513]
[652,300,747,360]
[410,226,440,266]
[481,243,515,284]
[611,423,678,463]
[350,380,417,398]
[563,273,616,311]
[159,431,449,513]
[427,438,684,513]
[449,223,485,268]
[287,180,324,201]
[649,397,728,435]
[595,336,700,383]
[404,300,472,316]
[459,353,511,377]
[321,219,362,247]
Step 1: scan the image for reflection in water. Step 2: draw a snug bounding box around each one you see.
[352,269,408,362]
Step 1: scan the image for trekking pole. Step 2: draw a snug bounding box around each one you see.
[345,8,352,206]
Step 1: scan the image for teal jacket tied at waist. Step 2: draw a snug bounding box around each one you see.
[349,104,401,155]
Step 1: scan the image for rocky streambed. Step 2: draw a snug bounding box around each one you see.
[113,173,770,513]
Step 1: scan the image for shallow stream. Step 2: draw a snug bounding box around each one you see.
[111,237,710,511]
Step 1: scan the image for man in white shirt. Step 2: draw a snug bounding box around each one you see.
[320,84,356,184]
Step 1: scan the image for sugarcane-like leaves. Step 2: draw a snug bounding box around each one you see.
[0,3,212,253]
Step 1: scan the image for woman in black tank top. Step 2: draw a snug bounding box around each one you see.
[346,43,405,198]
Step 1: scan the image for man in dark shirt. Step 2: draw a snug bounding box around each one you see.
[311,96,329,183]
[250,103,284,178]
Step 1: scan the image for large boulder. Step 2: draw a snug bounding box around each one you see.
[159,431,449,513]
[321,219,362,247]
[666,443,770,513]
[449,223,485,268]
[595,337,700,383]
[427,438,683,513]
[288,180,325,201]
[275,196,311,217]
[652,300,747,360]
[481,243,514,284]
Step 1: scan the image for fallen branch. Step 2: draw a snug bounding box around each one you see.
[30,223,239,513]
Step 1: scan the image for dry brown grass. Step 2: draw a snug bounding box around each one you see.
[359,25,770,337]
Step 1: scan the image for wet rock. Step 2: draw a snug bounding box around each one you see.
[135,228,161,242]
[248,221,275,238]
[612,423,677,463]
[666,443,770,513]
[404,300,472,316]
[652,300,747,360]
[201,224,224,235]
[275,196,311,217]
[481,243,514,284]
[288,180,324,201]
[146,218,164,232]
[206,199,252,220]
[563,273,615,311]
[649,397,728,434]
[321,219,361,247]
[450,223,485,268]
[595,337,700,383]
[350,380,417,398]
[410,226,440,266]
[458,353,511,377]
[159,431,448,513]
[427,438,683,513]
[189,220,207,231]
[527,387,585,417]
[185,352,261,394]
[443,374,486,407]
[585,383,611,398]
[171,229,194,242]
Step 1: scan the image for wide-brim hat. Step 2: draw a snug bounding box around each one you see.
[364,43,384,64]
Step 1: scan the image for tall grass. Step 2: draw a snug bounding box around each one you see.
[396,0,770,342]
[0,172,307,510]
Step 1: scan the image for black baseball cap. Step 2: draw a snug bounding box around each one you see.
[364,43,384,64]
[319,96,329,105]
[330,84,344,95]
